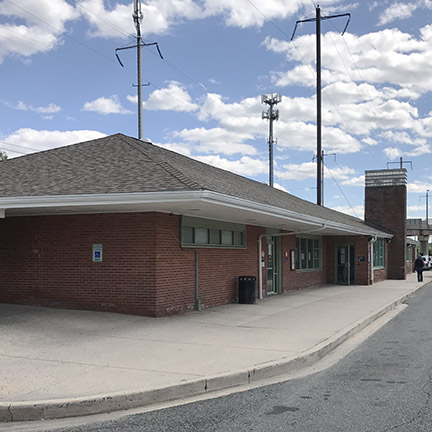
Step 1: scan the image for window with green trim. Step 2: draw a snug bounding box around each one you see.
[181,217,246,248]
[295,236,322,270]
[373,238,385,268]
[406,245,412,263]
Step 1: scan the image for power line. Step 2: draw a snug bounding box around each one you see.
[4,0,131,71]
[68,0,135,40]
[0,139,43,154]
[324,161,359,218]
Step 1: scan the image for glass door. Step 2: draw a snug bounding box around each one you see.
[266,237,280,294]
[336,244,355,285]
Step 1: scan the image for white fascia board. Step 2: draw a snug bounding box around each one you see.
[0,190,391,237]
[200,191,392,238]
[0,191,204,209]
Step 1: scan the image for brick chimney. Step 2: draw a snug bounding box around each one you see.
[364,169,407,280]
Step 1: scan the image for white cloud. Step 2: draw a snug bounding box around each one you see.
[378,1,432,25]
[78,0,203,38]
[274,182,288,192]
[83,95,133,115]
[0,0,79,62]
[383,147,402,160]
[153,141,192,156]
[265,27,432,93]
[277,162,355,181]
[3,100,61,114]
[140,82,198,112]
[341,175,365,187]
[194,154,268,176]
[174,127,257,156]
[408,181,432,193]
[330,204,364,218]
[3,128,106,157]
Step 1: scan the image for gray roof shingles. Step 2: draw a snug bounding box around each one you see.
[0,133,384,234]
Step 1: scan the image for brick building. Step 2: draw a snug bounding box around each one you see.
[0,134,412,317]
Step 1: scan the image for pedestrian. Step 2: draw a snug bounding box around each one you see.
[415,254,425,282]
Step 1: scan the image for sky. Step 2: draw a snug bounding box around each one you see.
[1,0,432,221]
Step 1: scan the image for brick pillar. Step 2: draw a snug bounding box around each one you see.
[364,169,407,280]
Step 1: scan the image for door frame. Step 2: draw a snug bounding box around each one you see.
[335,243,355,285]
[266,234,282,294]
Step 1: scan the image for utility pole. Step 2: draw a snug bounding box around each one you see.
[291,5,350,206]
[420,190,430,227]
[134,0,143,140]
[262,94,282,187]
[115,0,163,140]
[313,150,336,206]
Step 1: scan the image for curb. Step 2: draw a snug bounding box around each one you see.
[0,284,423,423]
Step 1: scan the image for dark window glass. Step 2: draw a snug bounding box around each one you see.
[183,226,194,244]
[210,229,221,245]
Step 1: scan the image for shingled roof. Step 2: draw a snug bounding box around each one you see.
[0,133,389,236]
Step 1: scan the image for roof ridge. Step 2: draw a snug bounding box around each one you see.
[119,135,203,190]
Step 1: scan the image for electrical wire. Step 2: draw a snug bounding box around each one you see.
[0,139,44,155]
[324,161,359,218]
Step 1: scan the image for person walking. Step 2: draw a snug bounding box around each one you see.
[415,254,425,282]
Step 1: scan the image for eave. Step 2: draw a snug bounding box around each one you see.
[0,190,392,238]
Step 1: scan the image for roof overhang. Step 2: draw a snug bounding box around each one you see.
[0,190,391,238]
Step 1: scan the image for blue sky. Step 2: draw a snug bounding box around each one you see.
[1,0,432,220]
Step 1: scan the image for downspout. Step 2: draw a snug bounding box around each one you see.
[180,216,200,311]
[257,224,327,300]
[370,234,377,284]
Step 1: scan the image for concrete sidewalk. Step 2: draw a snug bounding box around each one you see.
[0,272,430,422]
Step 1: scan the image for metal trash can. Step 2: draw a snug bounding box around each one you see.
[238,276,256,304]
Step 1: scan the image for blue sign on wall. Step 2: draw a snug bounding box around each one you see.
[92,244,103,262]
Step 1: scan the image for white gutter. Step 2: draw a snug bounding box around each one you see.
[257,225,327,300]
[0,190,391,238]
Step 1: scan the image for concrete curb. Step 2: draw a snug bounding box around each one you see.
[0,284,423,423]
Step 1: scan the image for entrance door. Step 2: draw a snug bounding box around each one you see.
[336,244,355,285]
[267,237,280,294]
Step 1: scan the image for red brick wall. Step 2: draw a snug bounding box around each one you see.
[151,214,264,316]
[0,213,264,317]
[365,184,406,279]
[280,235,328,291]
[325,236,371,285]
[0,213,158,315]
[0,211,391,317]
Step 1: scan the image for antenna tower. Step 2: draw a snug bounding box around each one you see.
[262,94,282,187]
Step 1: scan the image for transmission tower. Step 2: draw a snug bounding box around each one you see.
[292,5,350,205]
[262,94,282,187]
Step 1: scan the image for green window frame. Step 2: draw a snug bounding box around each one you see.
[295,236,322,271]
[406,245,412,263]
[373,238,385,269]
[181,216,246,249]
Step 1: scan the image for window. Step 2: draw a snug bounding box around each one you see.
[182,216,246,248]
[406,245,412,263]
[296,236,322,271]
[373,238,385,268]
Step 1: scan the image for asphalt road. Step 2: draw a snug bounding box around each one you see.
[33,284,432,431]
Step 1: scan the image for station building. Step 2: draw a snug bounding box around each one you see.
[0,134,413,316]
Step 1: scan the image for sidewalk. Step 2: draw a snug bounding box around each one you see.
[0,272,430,422]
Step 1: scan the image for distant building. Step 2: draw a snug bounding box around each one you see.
[0,134,412,317]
